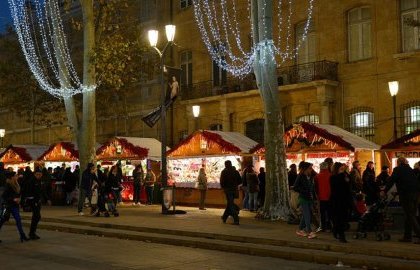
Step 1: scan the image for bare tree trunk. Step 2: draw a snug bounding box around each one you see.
[78,0,96,176]
[252,0,289,220]
[30,89,35,144]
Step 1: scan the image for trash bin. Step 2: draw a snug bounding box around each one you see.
[161,186,175,214]
[51,181,66,205]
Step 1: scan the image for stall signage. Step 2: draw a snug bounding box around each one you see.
[307,152,349,159]
[394,151,420,158]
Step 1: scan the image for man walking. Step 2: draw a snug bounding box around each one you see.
[78,163,96,216]
[384,157,420,244]
[220,160,242,225]
[21,167,43,240]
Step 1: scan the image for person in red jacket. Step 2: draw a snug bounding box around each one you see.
[315,162,332,232]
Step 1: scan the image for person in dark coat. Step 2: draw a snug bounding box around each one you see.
[330,162,353,243]
[258,167,266,208]
[21,168,43,240]
[294,162,317,239]
[246,166,259,212]
[63,167,76,205]
[40,167,52,206]
[376,165,390,188]
[0,171,29,242]
[132,164,144,205]
[77,163,96,215]
[288,164,298,189]
[362,161,380,206]
[220,160,242,225]
[0,162,6,205]
[384,157,420,244]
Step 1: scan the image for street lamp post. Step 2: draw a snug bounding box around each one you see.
[0,129,5,148]
[192,105,200,131]
[148,25,176,213]
[388,81,399,140]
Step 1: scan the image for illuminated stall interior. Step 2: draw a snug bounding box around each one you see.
[0,144,48,171]
[167,130,258,188]
[96,137,150,177]
[252,122,381,172]
[381,129,420,168]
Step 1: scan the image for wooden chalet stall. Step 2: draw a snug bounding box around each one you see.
[96,137,162,202]
[37,142,79,170]
[167,130,258,207]
[252,122,381,173]
[0,144,48,171]
[381,129,420,168]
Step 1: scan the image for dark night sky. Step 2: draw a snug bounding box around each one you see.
[0,1,12,32]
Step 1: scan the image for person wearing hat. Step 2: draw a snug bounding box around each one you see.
[293,162,317,239]
[0,171,29,242]
[21,167,43,240]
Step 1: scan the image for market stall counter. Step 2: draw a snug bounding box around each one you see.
[37,142,82,205]
[252,122,381,173]
[96,137,166,203]
[167,130,258,207]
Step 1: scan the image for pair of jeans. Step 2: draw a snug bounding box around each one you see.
[248,192,258,211]
[199,189,206,209]
[77,189,91,213]
[400,192,420,239]
[319,200,332,230]
[146,186,154,204]
[222,191,239,223]
[242,186,249,209]
[133,183,141,204]
[0,205,25,238]
[30,202,41,236]
[299,200,313,233]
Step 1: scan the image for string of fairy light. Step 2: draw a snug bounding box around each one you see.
[8,0,95,98]
[193,0,314,77]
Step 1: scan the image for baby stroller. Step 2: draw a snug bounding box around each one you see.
[104,191,119,217]
[353,195,394,241]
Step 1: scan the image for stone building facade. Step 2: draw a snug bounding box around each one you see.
[1,0,420,149]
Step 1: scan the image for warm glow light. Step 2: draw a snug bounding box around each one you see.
[165,25,176,42]
[192,105,200,118]
[388,81,399,96]
[0,129,5,138]
[148,30,159,47]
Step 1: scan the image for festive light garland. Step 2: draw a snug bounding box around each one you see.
[8,0,95,98]
[193,0,314,77]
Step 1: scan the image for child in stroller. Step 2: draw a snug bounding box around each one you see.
[353,195,392,241]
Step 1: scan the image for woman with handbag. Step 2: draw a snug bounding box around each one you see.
[0,171,29,242]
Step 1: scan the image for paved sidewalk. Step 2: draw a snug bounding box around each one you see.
[20,204,419,259]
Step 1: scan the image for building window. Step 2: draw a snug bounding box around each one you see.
[209,124,223,131]
[245,119,264,144]
[297,114,319,124]
[348,7,372,61]
[140,0,156,22]
[180,0,192,9]
[296,20,316,64]
[401,0,420,52]
[345,107,375,140]
[180,51,193,90]
[401,101,420,134]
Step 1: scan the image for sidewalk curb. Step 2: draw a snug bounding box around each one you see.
[22,216,420,262]
[12,220,420,270]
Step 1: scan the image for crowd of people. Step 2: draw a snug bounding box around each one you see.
[288,157,420,244]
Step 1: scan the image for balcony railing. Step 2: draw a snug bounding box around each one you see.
[181,60,338,100]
